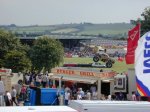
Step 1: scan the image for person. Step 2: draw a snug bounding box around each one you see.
[11,86,19,106]
[79,88,85,99]
[111,93,116,100]
[100,69,103,72]
[86,90,91,100]
[118,91,124,101]
[107,94,112,101]
[77,92,82,100]
[4,91,12,106]
[35,74,41,87]
[20,85,26,101]
[101,94,106,100]
[64,90,70,105]
[92,91,98,100]
[132,91,137,101]
[25,74,30,85]
[41,74,48,88]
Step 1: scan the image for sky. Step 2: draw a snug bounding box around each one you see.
[0,0,150,26]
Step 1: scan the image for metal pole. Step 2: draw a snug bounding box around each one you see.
[59,76,63,105]
[97,79,101,100]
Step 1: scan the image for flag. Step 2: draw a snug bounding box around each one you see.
[125,24,140,64]
[125,52,134,64]
[135,31,150,96]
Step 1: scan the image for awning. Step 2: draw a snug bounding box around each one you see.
[51,75,97,84]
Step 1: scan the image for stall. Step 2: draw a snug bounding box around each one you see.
[0,69,12,92]
[51,67,116,99]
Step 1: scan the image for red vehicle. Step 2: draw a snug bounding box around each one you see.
[63,64,77,67]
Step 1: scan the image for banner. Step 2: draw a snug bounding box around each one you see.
[125,24,140,64]
[135,31,150,96]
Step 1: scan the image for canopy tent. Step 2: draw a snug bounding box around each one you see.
[51,67,117,99]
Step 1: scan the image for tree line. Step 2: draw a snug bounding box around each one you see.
[0,30,64,73]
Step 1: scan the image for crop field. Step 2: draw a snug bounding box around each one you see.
[64,57,134,73]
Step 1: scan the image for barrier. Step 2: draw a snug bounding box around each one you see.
[41,88,64,105]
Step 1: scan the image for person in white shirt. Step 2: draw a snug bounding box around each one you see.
[5,91,12,106]
[77,92,82,100]
[107,95,112,101]
[86,90,91,100]
[132,91,137,101]
[11,86,19,106]
[64,90,70,105]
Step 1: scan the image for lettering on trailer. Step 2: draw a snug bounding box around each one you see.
[80,71,95,77]
[143,35,150,73]
[0,69,7,73]
[55,68,116,79]
[57,69,75,75]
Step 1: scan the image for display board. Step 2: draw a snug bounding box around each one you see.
[0,81,5,95]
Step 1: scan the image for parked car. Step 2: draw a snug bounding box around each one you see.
[91,62,106,68]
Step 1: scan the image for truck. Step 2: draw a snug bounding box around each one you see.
[93,49,115,68]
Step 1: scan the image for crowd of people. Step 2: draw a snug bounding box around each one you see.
[1,71,141,106]
[63,85,140,105]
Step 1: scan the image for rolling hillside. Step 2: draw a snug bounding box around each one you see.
[0,23,133,38]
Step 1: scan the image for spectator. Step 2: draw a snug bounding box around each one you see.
[108,94,112,101]
[20,85,26,101]
[11,86,19,106]
[4,91,12,106]
[25,74,30,85]
[64,90,70,105]
[79,88,85,99]
[118,92,124,101]
[42,74,48,88]
[86,90,91,100]
[77,92,82,100]
[35,75,41,87]
[132,91,137,101]
[92,91,98,100]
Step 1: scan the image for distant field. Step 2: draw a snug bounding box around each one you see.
[1,23,132,36]
[64,57,134,73]
[78,29,127,35]
[51,28,79,33]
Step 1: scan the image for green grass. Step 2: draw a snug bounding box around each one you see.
[78,29,127,35]
[64,57,134,73]
[51,28,79,33]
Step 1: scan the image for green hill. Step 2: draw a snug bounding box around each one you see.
[0,23,133,37]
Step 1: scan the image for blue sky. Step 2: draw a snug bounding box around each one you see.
[0,0,150,25]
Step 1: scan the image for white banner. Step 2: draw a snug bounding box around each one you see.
[135,31,150,96]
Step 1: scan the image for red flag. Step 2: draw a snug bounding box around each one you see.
[125,24,140,64]
[125,52,135,64]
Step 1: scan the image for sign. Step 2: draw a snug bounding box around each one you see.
[52,68,116,79]
[0,69,12,75]
[135,31,150,96]
[114,74,127,92]
[0,81,5,95]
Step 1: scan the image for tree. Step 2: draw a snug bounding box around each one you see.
[131,7,150,36]
[141,7,150,35]
[0,30,31,71]
[4,50,31,72]
[30,36,64,72]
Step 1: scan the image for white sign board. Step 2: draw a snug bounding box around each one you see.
[0,81,5,95]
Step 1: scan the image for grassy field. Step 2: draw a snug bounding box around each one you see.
[64,57,134,73]
[2,23,132,36]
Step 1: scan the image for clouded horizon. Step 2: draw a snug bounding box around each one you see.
[0,0,150,26]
